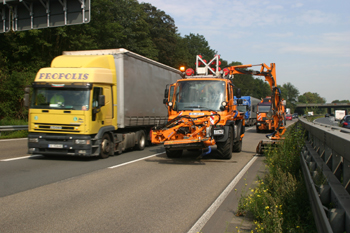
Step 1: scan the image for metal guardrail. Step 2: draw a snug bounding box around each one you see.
[299,118,350,233]
[0,125,28,135]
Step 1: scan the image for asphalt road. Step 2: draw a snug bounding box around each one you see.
[0,120,296,233]
[314,116,339,126]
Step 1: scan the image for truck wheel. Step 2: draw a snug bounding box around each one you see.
[166,149,182,158]
[233,122,243,153]
[100,133,111,159]
[233,139,243,152]
[216,126,233,159]
[135,130,146,150]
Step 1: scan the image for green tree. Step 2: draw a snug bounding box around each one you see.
[332,99,350,103]
[279,82,299,112]
[172,34,192,69]
[298,92,326,104]
[141,3,178,66]
[111,0,158,58]
[183,33,217,69]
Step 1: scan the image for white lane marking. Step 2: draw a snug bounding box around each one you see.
[1,155,41,162]
[0,138,27,142]
[187,155,259,233]
[108,152,165,169]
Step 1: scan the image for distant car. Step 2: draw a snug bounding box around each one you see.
[286,114,293,120]
[340,115,350,129]
[292,113,298,118]
[325,113,330,117]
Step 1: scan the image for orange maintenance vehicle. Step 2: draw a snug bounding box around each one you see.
[226,63,286,153]
[151,55,245,159]
[256,96,286,133]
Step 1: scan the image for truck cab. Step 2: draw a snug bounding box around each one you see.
[152,55,245,159]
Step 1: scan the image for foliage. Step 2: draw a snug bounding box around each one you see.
[141,3,178,66]
[183,33,217,69]
[298,92,326,104]
[0,118,28,139]
[231,74,271,99]
[331,99,350,103]
[237,124,316,232]
[0,118,28,125]
[278,82,300,112]
[0,130,28,139]
[0,70,32,120]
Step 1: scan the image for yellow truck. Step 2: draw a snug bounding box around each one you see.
[25,48,182,158]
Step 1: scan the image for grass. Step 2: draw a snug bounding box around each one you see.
[0,118,28,139]
[237,123,316,232]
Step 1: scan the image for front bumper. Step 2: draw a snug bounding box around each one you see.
[28,133,99,157]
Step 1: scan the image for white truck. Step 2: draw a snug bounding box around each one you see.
[335,110,346,121]
[286,108,291,115]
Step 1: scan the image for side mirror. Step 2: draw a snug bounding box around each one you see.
[236,88,241,98]
[163,98,168,104]
[164,88,169,99]
[98,95,105,107]
[24,86,31,108]
[24,93,30,108]
[220,101,228,111]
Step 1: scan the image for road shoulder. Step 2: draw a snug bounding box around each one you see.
[199,155,267,233]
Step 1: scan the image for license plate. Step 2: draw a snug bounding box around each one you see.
[48,144,63,148]
[50,126,62,129]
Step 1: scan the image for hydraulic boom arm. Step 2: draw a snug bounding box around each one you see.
[227,63,286,140]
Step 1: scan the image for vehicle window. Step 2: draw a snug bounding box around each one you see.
[174,80,226,111]
[31,88,90,110]
[257,105,271,112]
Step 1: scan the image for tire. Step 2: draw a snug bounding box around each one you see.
[100,133,111,159]
[135,130,146,150]
[233,138,243,152]
[216,126,233,159]
[233,122,243,153]
[166,149,183,158]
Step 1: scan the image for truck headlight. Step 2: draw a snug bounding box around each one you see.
[28,148,36,153]
[75,139,90,145]
[28,138,39,143]
[214,129,224,135]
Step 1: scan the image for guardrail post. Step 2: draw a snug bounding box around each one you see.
[325,147,332,169]
[318,184,330,205]
[332,153,342,181]
[328,208,345,233]
[345,159,350,193]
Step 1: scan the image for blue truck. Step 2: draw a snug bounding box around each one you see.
[234,96,260,126]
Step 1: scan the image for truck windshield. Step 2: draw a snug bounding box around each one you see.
[174,80,226,111]
[30,88,90,110]
[257,105,271,113]
[237,105,248,112]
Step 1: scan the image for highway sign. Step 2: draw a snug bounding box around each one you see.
[1,0,90,33]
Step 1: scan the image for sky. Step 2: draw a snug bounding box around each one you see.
[142,0,350,103]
